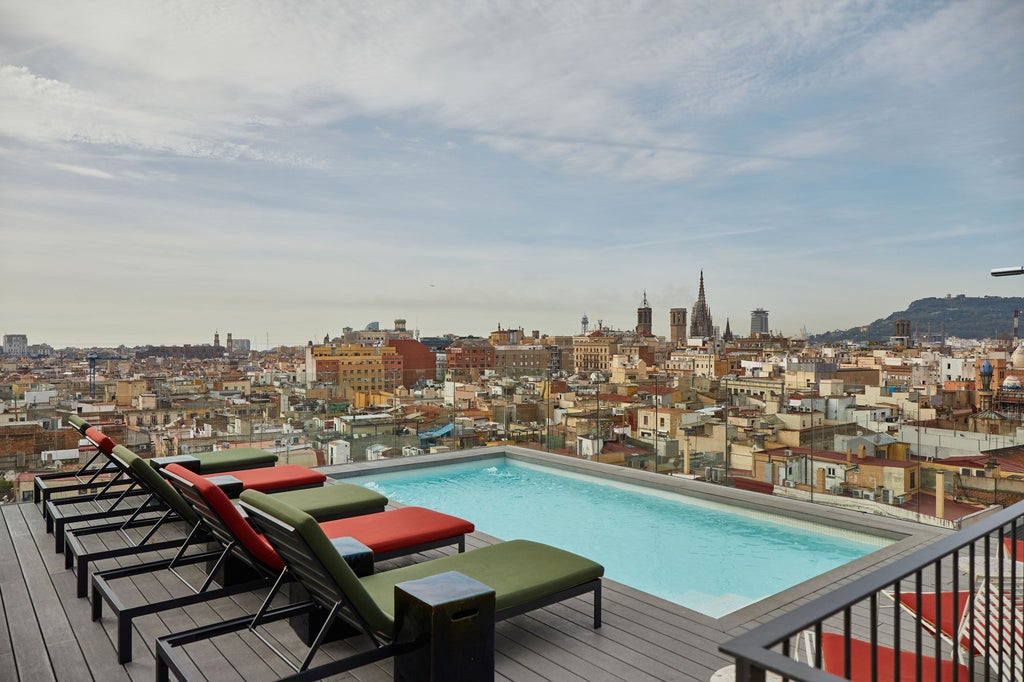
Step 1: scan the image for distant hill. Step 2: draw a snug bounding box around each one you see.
[810,295,1024,344]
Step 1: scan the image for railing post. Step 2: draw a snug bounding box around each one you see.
[732,660,767,682]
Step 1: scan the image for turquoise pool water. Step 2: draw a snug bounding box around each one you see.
[341,458,891,617]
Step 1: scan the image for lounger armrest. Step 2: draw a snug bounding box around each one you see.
[331,536,374,577]
[205,475,244,499]
[150,455,202,473]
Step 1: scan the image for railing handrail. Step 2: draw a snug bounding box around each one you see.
[721,499,1024,674]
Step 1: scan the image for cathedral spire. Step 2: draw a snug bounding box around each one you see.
[689,271,714,339]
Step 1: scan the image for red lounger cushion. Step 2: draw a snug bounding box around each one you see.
[84,427,117,455]
[319,506,475,555]
[897,591,972,650]
[166,464,472,572]
[166,464,284,571]
[221,464,326,491]
[820,632,969,681]
[1004,537,1024,562]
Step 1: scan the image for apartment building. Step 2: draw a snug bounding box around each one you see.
[445,338,495,378]
[572,331,618,374]
[304,342,401,399]
[492,345,550,378]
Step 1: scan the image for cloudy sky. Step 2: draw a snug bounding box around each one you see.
[1,1,1022,349]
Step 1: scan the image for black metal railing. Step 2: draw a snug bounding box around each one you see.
[722,500,1024,681]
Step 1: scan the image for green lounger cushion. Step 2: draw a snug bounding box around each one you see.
[189,448,278,472]
[239,489,604,637]
[268,484,387,519]
[360,540,603,626]
[68,415,91,435]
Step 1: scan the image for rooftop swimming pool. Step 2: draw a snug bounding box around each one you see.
[340,456,894,618]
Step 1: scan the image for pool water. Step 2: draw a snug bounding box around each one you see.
[342,458,890,617]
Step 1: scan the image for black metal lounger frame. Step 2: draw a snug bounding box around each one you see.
[32,418,122,507]
[48,441,193,555]
[91,469,284,663]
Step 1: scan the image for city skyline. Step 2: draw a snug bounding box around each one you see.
[2,1,1022,348]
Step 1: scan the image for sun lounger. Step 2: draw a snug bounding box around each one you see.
[955,579,1023,678]
[155,489,603,680]
[92,462,471,663]
[41,426,279,527]
[885,589,973,653]
[60,445,327,586]
[34,421,133,509]
[886,574,1023,667]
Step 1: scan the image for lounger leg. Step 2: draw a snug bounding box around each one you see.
[298,600,343,672]
[117,610,133,664]
[156,656,170,682]
[91,583,104,621]
[593,582,602,629]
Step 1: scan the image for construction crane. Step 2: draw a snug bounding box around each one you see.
[87,354,130,398]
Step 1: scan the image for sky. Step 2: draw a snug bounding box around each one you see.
[1,1,1022,349]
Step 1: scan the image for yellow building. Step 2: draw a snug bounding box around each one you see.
[572,331,618,374]
[116,379,148,407]
[305,343,400,400]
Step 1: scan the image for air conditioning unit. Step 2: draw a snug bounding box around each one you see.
[862,491,875,501]
[784,480,796,488]
[830,485,844,495]
[881,489,894,504]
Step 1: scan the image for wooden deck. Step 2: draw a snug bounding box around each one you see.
[2,491,949,682]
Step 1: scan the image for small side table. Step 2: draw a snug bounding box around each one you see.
[394,571,496,681]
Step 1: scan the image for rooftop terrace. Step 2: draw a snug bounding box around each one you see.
[6,447,956,681]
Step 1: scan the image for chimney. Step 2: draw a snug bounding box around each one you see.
[846,448,852,466]
[857,444,866,460]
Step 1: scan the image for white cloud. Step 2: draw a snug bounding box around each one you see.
[858,1,1024,89]
[50,162,114,179]
[0,65,320,166]
[0,1,922,182]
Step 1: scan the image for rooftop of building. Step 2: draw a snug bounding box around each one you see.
[5,447,952,681]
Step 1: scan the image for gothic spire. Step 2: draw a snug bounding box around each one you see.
[689,270,714,339]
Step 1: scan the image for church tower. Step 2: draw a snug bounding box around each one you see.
[636,292,653,337]
[689,271,714,339]
[669,308,687,347]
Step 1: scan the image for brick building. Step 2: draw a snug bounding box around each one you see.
[446,338,495,379]
[387,339,437,388]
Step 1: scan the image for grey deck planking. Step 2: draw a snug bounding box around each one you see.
[2,494,962,682]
